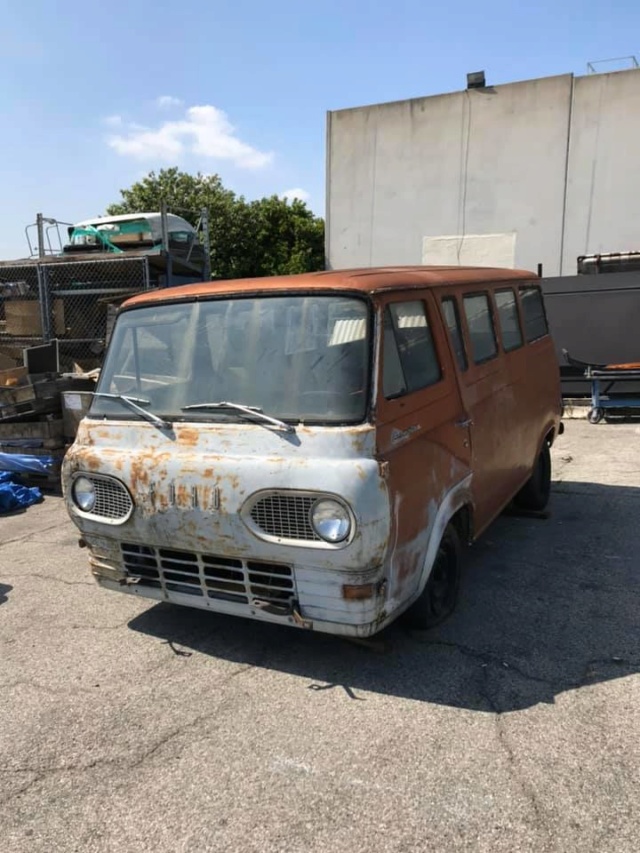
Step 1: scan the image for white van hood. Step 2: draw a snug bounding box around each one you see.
[63,419,389,574]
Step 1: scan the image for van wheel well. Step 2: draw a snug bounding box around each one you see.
[451,505,473,546]
[545,427,556,447]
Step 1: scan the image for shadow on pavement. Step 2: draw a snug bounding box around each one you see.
[128,481,640,713]
[0,583,13,605]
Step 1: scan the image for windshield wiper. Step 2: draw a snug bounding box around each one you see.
[181,401,295,433]
[94,393,172,430]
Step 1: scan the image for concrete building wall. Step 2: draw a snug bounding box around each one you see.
[562,71,640,273]
[327,69,640,277]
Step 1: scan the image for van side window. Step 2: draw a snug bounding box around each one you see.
[463,293,498,364]
[383,312,406,399]
[520,286,549,342]
[441,297,467,371]
[383,301,441,398]
[495,289,523,351]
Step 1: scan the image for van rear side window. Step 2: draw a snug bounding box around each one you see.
[463,293,498,364]
[383,301,441,398]
[495,289,523,352]
[520,286,549,342]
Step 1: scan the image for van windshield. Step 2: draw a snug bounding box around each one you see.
[91,294,371,425]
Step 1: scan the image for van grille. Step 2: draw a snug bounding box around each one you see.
[76,475,132,521]
[249,494,320,541]
[121,543,296,605]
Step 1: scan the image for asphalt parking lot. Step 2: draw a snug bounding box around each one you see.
[0,420,639,852]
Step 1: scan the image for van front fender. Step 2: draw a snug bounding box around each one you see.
[413,474,473,601]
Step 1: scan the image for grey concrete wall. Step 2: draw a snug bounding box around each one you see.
[562,70,640,274]
[327,69,640,277]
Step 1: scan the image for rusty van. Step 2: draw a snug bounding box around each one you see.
[62,267,562,637]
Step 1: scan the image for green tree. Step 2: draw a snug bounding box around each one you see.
[106,168,325,279]
[248,196,325,277]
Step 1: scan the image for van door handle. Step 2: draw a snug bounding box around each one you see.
[455,417,473,428]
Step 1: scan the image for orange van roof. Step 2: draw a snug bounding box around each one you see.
[123,266,537,308]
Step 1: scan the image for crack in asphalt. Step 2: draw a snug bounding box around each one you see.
[575,657,639,686]
[479,669,555,846]
[0,641,213,700]
[413,638,557,687]
[413,638,639,693]
[0,678,96,697]
[0,773,41,805]
[0,522,66,549]
[66,621,134,631]
[2,619,135,634]
[0,663,258,807]
[481,558,640,596]
[0,573,93,587]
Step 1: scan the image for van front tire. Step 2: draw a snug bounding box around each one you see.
[402,524,461,631]
[515,442,551,511]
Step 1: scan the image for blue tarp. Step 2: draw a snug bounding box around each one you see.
[0,471,43,514]
[0,453,56,476]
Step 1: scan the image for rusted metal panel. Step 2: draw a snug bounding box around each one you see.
[63,420,393,636]
[123,267,538,309]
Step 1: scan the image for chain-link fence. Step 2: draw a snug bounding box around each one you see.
[0,264,45,362]
[0,256,150,369]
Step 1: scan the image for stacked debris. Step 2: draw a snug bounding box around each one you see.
[0,347,96,495]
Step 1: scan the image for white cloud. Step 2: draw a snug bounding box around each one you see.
[109,122,184,160]
[156,95,182,109]
[103,114,123,127]
[281,187,311,203]
[107,104,273,170]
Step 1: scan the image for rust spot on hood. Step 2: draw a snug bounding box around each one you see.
[78,450,103,471]
[176,483,190,508]
[75,422,95,446]
[93,428,123,442]
[178,427,200,447]
[130,457,150,493]
[128,451,171,493]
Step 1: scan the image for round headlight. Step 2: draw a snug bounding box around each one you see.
[73,476,96,512]
[311,499,351,543]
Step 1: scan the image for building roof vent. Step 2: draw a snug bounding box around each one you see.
[466,70,486,89]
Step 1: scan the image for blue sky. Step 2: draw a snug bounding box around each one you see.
[1,0,638,258]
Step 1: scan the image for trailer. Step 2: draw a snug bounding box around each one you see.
[563,350,640,423]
